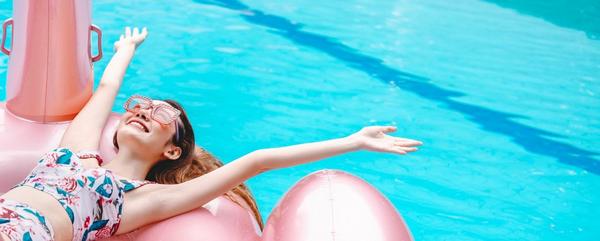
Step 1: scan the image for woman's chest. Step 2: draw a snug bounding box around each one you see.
[27,162,123,204]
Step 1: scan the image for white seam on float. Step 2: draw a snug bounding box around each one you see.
[326,171,336,241]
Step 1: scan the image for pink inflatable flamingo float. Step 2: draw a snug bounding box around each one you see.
[0,1,413,240]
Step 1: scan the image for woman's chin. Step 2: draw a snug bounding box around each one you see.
[119,129,150,146]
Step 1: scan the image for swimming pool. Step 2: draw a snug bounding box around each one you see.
[0,0,598,240]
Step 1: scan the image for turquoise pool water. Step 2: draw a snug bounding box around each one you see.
[1,0,599,240]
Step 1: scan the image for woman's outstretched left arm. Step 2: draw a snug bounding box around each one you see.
[251,126,421,171]
[140,126,421,225]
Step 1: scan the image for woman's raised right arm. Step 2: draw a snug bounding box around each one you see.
[59,27,147,152]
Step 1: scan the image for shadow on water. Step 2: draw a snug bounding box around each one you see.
[483,0,600,40]
[193,0,600,174]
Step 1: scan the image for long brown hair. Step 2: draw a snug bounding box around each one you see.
[114,99,263,229]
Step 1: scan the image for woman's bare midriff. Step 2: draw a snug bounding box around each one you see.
[1,186,73,241]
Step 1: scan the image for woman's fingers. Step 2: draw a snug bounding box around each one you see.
[391,136,419,142]
[401,147,418,152]
[392,137,422,146]
[364,141,418,154]
[394,141,421,147]
[121,26,148,43]
[374,142,417,155]
[141,27,148,38]
[372,126,421,145]
[391,145,417,154]
[379,126,397,134]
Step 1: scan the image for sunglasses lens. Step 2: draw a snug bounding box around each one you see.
[126,97,149,112]
[153,106,176,124]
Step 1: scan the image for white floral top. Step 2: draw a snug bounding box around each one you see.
[14,148,153,241]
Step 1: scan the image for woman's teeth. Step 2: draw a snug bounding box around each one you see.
[129,121,148,132]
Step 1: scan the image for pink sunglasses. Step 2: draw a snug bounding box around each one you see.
[124,95,182,142]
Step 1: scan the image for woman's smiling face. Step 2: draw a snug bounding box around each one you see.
[115,98,182,161]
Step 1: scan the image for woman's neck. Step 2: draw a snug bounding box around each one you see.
[103,148,154,180]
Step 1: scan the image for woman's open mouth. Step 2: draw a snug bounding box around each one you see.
[127,119,149,132]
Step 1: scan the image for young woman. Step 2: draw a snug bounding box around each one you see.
[0,27,421,241]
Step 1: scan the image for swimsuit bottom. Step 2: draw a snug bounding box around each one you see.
[0,198,54,241]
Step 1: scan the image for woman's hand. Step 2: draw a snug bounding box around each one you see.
[349,126,421,154]
[114,26,148,51]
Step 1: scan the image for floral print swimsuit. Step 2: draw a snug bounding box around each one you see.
[0,198,54,241]
[0,148,153,241]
